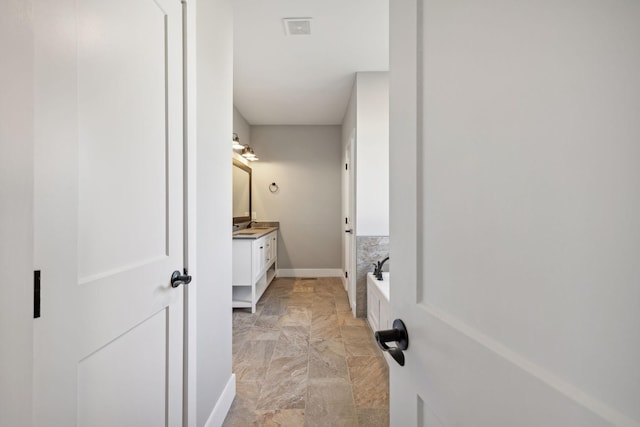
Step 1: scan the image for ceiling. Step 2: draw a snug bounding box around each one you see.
[233,0,389,126]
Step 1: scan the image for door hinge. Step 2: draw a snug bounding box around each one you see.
[345,163,348,170]
[345,217,348,224]
[345,271,348,279]
[34,270,41,319]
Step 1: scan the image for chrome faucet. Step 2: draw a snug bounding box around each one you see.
[372,256,389,281]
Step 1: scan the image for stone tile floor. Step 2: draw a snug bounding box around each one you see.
[223,277,389,427]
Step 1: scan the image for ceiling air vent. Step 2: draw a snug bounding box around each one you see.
[283,18,312,36]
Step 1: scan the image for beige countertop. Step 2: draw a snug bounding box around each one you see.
[232,226,278,240]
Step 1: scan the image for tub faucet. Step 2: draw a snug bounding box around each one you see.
[373,256,389,281]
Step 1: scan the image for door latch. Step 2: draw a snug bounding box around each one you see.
[375,319,409,366]
[170,269,192,288]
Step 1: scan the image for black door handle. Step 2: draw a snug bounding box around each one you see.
[375,319,409,366]
[345,229,353,233]
[171,270,192,288]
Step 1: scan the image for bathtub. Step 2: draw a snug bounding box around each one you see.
[367,272,390,332]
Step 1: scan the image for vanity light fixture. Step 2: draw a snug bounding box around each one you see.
[241,146,259,161]
[232,133,244,150]
[235,133,258,160]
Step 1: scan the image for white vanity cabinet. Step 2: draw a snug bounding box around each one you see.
[232,230,278,313]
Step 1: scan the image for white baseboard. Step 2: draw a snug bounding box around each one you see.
[277,268,343,278]
[204,374,236,427]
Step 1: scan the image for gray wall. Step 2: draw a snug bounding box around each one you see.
[250,126,342,270]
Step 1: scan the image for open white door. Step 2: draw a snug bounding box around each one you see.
[343,133,357,313]
[33,0,185,425]
[389,1,640,426]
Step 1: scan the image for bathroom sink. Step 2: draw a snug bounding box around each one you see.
[235,231,257,235]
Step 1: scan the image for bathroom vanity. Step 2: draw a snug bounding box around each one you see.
[232,227,278,313]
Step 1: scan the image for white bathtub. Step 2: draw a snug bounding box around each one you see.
[367,272,390,332]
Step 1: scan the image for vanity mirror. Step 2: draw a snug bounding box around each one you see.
[232,159,252,224]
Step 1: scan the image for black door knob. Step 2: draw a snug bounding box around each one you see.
[374,319,409,366]
[171,270,192,288]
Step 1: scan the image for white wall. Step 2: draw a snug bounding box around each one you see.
[194,0,235,425]
[354,72,389,236]
[250,125,343,270]
[0,2,34,426]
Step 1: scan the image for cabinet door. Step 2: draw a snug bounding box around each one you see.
[232,240,252,286]
[264,234,272,266]
[270,232,277,263]
[252,237,266,280]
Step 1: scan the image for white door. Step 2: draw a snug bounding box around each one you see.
[389,1,640,426]
[343,134,356,313]
[33,0,185,425]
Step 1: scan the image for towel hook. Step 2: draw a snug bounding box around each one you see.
[269,182,279,193]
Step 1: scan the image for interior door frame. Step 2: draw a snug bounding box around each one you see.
[0,2,35,424]
[183,0,197,426]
